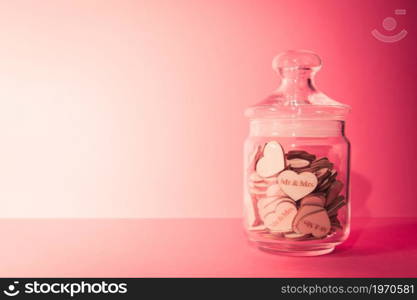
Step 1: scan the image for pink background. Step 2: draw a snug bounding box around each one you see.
[1,0,416,218]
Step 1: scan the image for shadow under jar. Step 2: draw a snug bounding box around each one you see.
[244,50,351,256]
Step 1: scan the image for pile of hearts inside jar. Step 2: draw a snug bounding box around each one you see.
[247,141,346,240]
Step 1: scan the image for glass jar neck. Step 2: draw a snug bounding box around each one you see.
[275,69,317,105]
[249,119,345,137]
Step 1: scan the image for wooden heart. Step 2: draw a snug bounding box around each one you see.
[294,209,331,238]
[256,141,285,178]
[248,145,264,172]
[284,232,309,240]
[257,197,292,217]
[262,201,297,232]
[292,205,324,232]
[249,172,264,183]
[278,170,318,201]
[300,194,326,207]
[257,196,279,214]
[326,180,344,206]
[266,184,287,198]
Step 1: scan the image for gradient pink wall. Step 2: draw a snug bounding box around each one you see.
[0,0,416,218]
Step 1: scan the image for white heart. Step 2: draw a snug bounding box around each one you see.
[294,208,331,238]
[277,170,318,201]
[255,141,285,178]
[262,201,297,232]
[266,184,287,198]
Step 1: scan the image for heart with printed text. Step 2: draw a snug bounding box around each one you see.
[277,170,318,201]
[294,208,331,238]
[261,199,297,232]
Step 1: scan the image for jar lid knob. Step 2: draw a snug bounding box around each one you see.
[245,50,350,120]
[272,50,322,74]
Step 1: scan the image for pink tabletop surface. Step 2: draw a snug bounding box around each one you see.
[1,218,416,278]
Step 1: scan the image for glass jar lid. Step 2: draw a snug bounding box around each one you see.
[245,50,351,120]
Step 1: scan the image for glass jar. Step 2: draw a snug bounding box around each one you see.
[244,50,351,256]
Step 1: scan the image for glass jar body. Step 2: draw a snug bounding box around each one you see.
[244,119,350,256]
